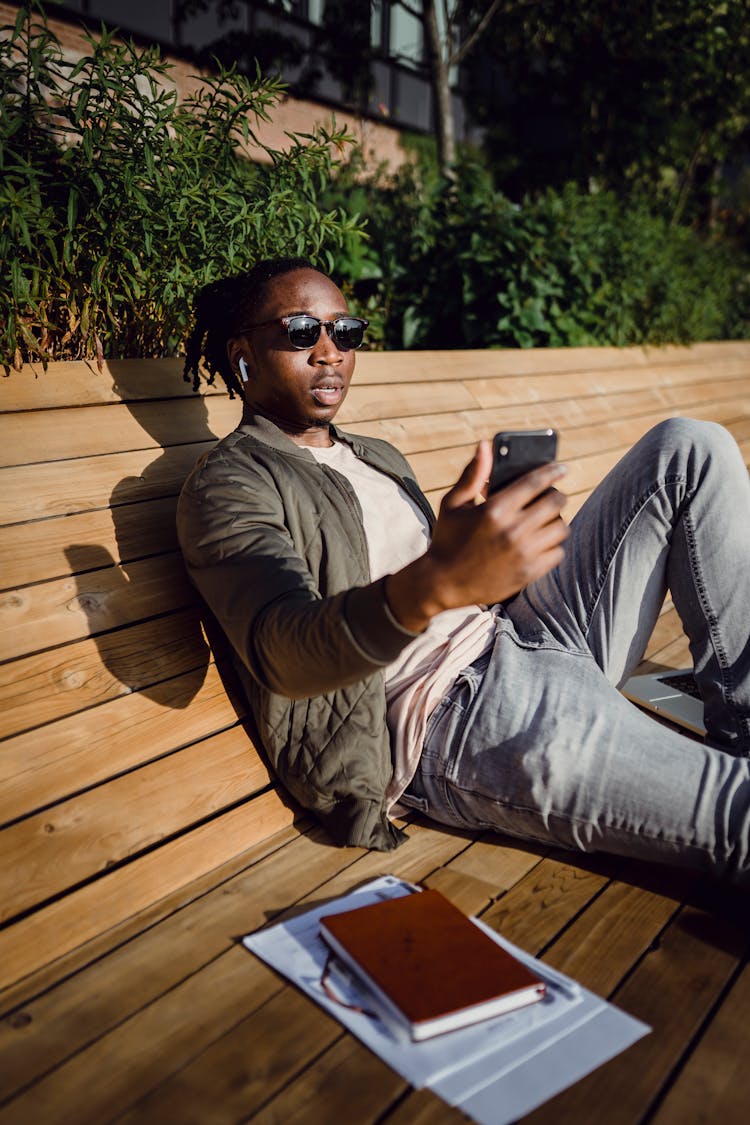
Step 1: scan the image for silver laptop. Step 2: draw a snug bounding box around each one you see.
[622,669,705,737]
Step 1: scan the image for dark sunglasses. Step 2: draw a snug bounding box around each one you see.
[241,314,369,351]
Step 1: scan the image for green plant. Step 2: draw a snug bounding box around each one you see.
[0,3,365,367]
[325,155,750,349]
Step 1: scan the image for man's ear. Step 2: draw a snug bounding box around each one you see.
[227,337,250,382]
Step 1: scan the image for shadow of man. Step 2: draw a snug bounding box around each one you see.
[63,359,237,709]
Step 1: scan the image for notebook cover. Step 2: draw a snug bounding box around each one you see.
[320,889,545,1031]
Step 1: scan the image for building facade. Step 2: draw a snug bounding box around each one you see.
[32,1,470,147]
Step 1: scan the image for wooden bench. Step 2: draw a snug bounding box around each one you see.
[2,341,750,1123]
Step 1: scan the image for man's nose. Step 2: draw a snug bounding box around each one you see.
[311,323,342,363]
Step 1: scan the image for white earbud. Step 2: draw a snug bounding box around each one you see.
[238,356,249,382]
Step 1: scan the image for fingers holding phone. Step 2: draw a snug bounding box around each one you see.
[387,434,568,631]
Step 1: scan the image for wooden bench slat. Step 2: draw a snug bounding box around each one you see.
[0,664,241,824]
[0,553,195,663]
[0,728,274,926]
[0,496,179,590]
[248,1034,403,1125]
[456,378,750,445]
[0,358,223,411]
[348,342,750,388]
[543,880,678,997]
[7,344,748,412]
[0,442,214,527]
[347,381,748,456]
[0,610,209,738]
[463,360,750,413]
[0,789,298,994]
[0,396,238,469]
[409,405,749,495]
[3,392,742,545]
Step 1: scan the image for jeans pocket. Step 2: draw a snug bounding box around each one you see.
[421,650,491,782]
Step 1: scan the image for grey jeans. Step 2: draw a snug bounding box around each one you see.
[403,419,750,884]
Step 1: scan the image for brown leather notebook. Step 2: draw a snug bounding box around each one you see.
[320,888,546,1040]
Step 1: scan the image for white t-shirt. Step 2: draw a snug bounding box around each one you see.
[309,441,497,810]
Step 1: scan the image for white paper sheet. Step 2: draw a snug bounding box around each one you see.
[243,875,649,1124]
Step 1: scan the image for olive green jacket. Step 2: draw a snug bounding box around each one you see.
[176,413,435,850]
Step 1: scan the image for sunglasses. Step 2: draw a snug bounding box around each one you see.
[242,314,369,351]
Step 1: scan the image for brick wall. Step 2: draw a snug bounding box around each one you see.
[0,1,409,168]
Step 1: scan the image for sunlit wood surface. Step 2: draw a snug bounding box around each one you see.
[1,342,749,1123]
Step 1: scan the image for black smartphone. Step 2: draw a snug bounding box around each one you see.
[488,429,558,494]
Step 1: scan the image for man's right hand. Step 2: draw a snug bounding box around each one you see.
[385,441,569,634]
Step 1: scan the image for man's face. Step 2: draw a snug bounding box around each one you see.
[230,268,357,446]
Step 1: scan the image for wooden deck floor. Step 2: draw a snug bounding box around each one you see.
[3,345,750,1124]
[2,618,748,1125]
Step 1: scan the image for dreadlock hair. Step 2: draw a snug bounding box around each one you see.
[182,256,328,400]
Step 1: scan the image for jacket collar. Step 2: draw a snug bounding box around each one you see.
[237,412,362,459]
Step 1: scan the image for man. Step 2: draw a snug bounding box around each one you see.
[178,257,750,882]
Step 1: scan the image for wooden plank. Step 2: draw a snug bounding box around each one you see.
[401,401,749,495]
[423,836,543,911]
[0,819,306,1019]
[0,788,298,992]
[9,392,738,534]
[0,609,209,738]
[277,853,613,1125]
[337,379,482,426]
[0,827,334,1084]
[349,364,750,440]
[0,359,226,412]
[0,495,179,590]
[651,958,750,1123]
[381,1089,463,1124]
[250,1034,403,1125]
[0,727,273,925]
[0,396,239,468]
[350,341,750,386]
[0,553,195,662]
[0,823,467,1112]
[348,376,750,455]
[0,663,242,824]
[480,854,612,953]
[541,879,678,997]
[521,906,747,1123]
[0,441,213,526]
[8,344,747,410]
[6,392,732,533]
[547,381,750,445]
[464,360,750,413]
[91,832,476,1124]
[107,962,344,1125]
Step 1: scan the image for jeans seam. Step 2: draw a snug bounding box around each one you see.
[584,474,684,636]
[445,784,702,849]
[682,508,737,710]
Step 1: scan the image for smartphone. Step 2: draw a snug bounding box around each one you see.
[488,429,558,494]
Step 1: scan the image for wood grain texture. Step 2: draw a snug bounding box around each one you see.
[0,663,240,823]
[2,346,749,1124]
[0,609,209,737]
[0,789,299,992]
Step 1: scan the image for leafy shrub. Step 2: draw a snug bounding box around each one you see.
[0,3,364,367]
[326,157,750,349]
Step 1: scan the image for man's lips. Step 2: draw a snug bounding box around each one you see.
[311,380,344,406]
